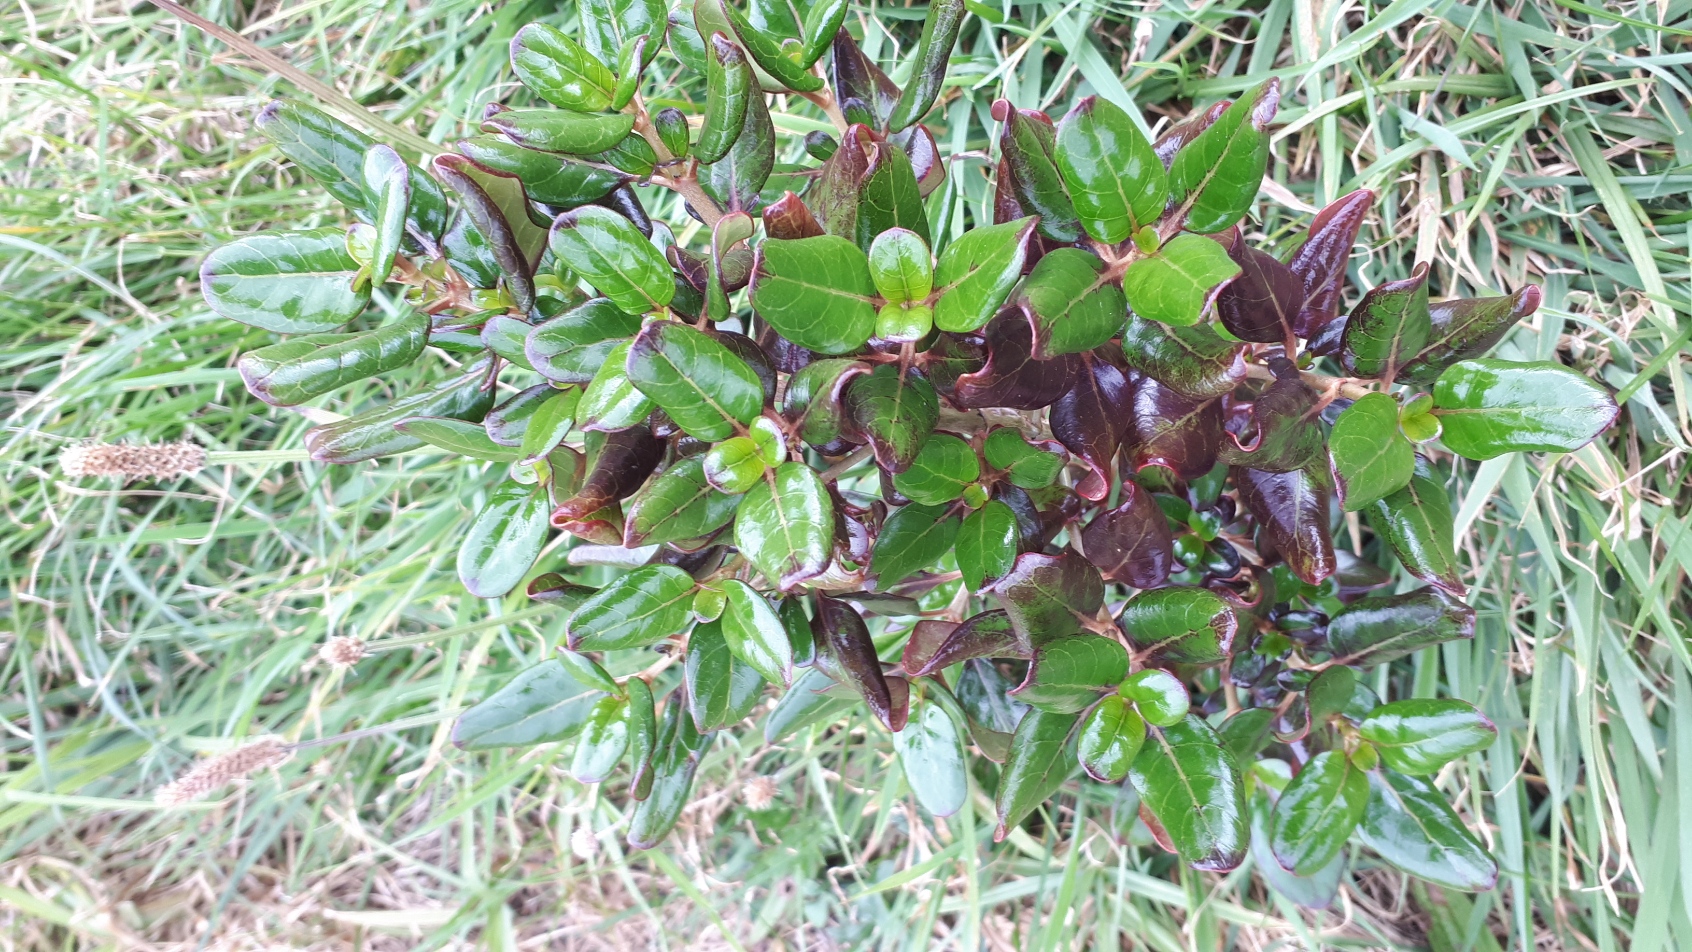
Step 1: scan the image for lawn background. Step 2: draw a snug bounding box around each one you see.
[3,0,1690,948]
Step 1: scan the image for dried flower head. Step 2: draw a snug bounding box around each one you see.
[319,636,367,668]
[154,738,292,806]
[570,825,598,860]
[61,441,205,480]
[742,775,778,812]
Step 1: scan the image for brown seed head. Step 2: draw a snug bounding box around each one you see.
[154,738,292,806]
[319,636,367,668]
[61,441,206,480]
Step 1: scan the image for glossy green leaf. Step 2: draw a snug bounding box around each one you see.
[1167,79,1279,233]
[956,500,1018,591]
[716,0,824,93]
[305,369,493,463]
[556,648,623,696]
[1431,358,1619,459]
[993,708,1080,840]
[396,416,522,462]
[360,145,409,284]
[571,695,631,783]
[886,0,964,130]
[483,109,635,155]
[624,321,762,441]
[1326,586,1476,665]
[200,228,367,333]
[697,32,758,163]
[932,217,1034,333]
[892,433,979,505]
[628,689,711,849]
[1119,668,1189,727]
[1077,695,1146,783]
[798,0,848,65]
[567,564,696,651]
[1250,785,1344,908]
[625,676,658,797]
[782,359,869,448]
[457,485,549,598]
[894,696,969,817]
[1011,633,1129,713]
[480,315,535,372]
[580,0,666,68]
[254,99,376,215]
[1367,457,1466,595]
[510,23,615,112]
[1340,262,1431,378]
[844,364,939,473]
[1399,286,1542,385]
[1306,666,1357,723]
[1129,715,1247,870]
[1269,750,1369,875]
[1119,314,1246,401]
[518,388,579,462]
[866,227,933,304]
[1357,770,1498,890]
[1122,233,1241,327]
[982,428,1064,489]
[750,235,878,354]
[735,462,835,589]
[700,68,775,212]
[1054,95,1166,243]
[856,141,929,249]
[526,298,642,385]
[457,135,627,206]
[995,100,1081,243]
[623,456,741,547]
[452,660,605,749]
[871,503,962,588]
[1358,699,1497,775]
[1218,708,1277,763]
[578,340,657,430]
[1118,586,1237,664]
[702,437,766,494]
[686,617,766,731]
[550,205,674,314]
[717,579,794,686]
[1330,392,1416,511]
[237,309,427,407]
[1020,248,1128,358]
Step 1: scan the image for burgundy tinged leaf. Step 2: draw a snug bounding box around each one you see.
[1286,189,1373,337]
[1217,372,1326,473]
[812,594,898,730]
[897,124,947,197]
[953,307,1078,411]
[901,609,1027,678]
[986,551,1106,646]
[1123,374,1224,481]
[808,123,874,238]
[1152,100,1230,168]
[552,426,665,526]
[1233,465,1337,585]
[828,29,901,127]
[1079,481,1175,588]
[1214,227,1302,344]
[762,191,826,240]
[1051,352,1133,501]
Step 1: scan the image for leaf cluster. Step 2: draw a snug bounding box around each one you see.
[202,0,1620,895]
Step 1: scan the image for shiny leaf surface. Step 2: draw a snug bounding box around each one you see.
[1357,770,1497,890]
[735,462,835,589]
[1129,715,1247,870]
[1326,586,1476,665]
[1431,359,1618,459]
[1358,699,1497,775]
[201,228,367,333]
[453,660,605,749]
[1054,95,1166,243]
[566,565,696,651]
[751,235,878,354]
[1119,586,1236,664]
[1269,750,1368,875]
[1329,392,1416,511]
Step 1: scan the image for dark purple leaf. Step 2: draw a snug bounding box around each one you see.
[1123,375,1223,480]
[1214,227,1301,344]
[827,29,899,128]
[1218,373,1326,473]
[1051,352,1132,501]
[1079,481,1174,588]
[901,610,1027,678]
[921,333,987,397]
[1233,465,1336,586]
[807,123,873,238]
[552,427,664,525]
[953,307,1077,410]
[1286,189,1373,337]
[812,594,897,730]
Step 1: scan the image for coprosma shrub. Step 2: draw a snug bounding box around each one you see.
[201,0,1618,897]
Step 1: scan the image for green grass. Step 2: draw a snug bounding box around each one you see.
[3,0,1690,948]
